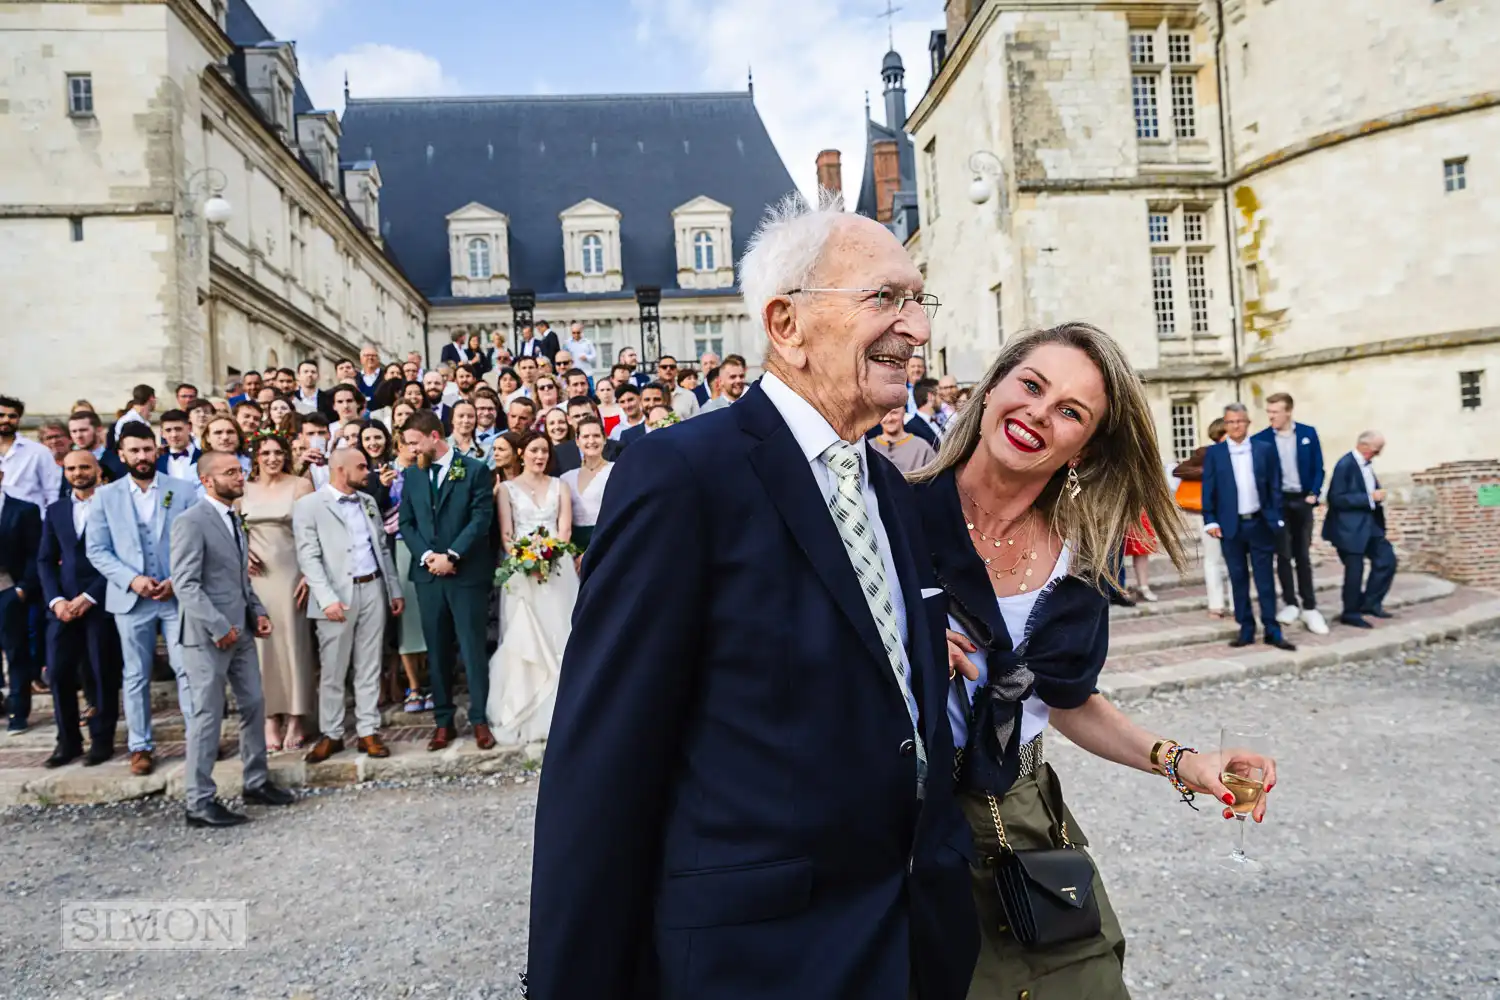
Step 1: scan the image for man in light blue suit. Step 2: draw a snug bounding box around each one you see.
[85,422,199,775]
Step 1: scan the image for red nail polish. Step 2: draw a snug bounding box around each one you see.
[1221,793,1235,806]
[1222,808,1233,820]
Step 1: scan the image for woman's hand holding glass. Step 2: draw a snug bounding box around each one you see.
[1174,744,1277,823]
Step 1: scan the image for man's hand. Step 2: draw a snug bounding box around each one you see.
[389,597,405,617]
[294,577,309,610]
[53,601,76,623]
[1372,488,1386,503]
[14,588,25,603]
[215,626,241,650]
[247,550,266,577]
[379,465,398,487]
[255,615,273,638]
[426,554,456,577]
[323,602,348,623]
[1205,524,1223,539]
[1304,495,1318,505]
[154,579,175,601]
[67,596,92,620]
[129,575,157,598]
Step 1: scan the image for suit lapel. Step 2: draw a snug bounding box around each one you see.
[869,455,936,728]
[740,388,891,676]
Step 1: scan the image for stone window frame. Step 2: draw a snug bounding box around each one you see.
[1459,370,1483,409]
[692,317,725,359]
[1170,400,1199,462]
[446,201,512,297]
[560,198,624,293]
[581,234,605,275]
[66,73,94,118]
[693,230,716,272]
[671,196,734,290]
[1444,157,1467,193]
[1147,201,1220,349]
[1128,21,1204,154]
[467,237,492,280]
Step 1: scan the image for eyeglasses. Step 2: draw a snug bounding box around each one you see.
[786,285,941,319]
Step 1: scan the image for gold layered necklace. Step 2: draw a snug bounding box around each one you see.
[961,488,1043,591]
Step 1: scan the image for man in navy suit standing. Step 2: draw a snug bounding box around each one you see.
[38,450,120,767]
[528,195,977,1000]
[1202,403,1296,651]
[0,463,42,732]
[1254,393,1327,635]
[1322,431,1397,628]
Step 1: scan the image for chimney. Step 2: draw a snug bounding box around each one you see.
[945,0,979,45]
[872,139,900,223]
[817,150,843,194]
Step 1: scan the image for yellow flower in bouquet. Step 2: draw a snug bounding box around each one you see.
[495,528,579,586]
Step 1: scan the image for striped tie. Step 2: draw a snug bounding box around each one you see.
[822,441,926,790]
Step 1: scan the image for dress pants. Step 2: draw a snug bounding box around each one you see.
[0,586,35,726]
[1221,517,1281,640]
[1340,536,1397,617]
[1275,494,1318,611]
[314,579,387,741]
[114,601,193,752]
[46,607,122,753]
[415,581,490,728]
[181,630,269,810]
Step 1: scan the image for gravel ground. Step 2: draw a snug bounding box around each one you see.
[4,632,1499,1000]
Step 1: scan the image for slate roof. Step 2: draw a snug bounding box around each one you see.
[338,92,798,300]
[225,0,315,115]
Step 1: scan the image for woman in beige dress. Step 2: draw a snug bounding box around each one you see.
[240,430,316,750]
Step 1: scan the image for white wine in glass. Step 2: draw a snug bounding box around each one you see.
[1218,727,1271,872]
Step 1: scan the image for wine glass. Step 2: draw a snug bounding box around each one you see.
[1217,726,1271,872]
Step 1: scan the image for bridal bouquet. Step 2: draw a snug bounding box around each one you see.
[495,529,578,587]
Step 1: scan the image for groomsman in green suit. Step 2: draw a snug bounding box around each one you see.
[397,410,497,751]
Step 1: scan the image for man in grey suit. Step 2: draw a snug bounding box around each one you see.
[85,421,200,776]
[293,449,405,763]
[170,452,294,827]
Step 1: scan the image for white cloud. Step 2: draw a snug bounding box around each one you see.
[250,0,342,40]
[631,0,940,199]
[298,43,462,115]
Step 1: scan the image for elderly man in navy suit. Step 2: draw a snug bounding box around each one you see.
[1322,431,1398,628]
[1253,392,1327,635]
[1202,402,1296,651]
[528,194,977,1000]
[38,450,120,767]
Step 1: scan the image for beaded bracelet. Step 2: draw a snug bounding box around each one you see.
[1162,742,1200,810]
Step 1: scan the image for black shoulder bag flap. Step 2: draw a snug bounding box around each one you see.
[985,779,1101,949]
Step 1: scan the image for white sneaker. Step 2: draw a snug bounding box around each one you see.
[1302,608,1330,635]
[1276,604,1301,626]
[1138,586,1159,602]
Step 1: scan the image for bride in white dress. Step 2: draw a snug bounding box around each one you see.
[486,433,578,744]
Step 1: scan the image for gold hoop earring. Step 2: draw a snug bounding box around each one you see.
[1065,465,1082,501]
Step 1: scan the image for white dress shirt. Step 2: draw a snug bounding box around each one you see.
[164,449,196,482]
[1226,438,1261,516]
[128,476,160,525]
[293,389,322,415]
[608,415,646,441]
[1355,451,1378,509]
[915,409,944,443]
[759,371,912,666]
[0,435,55,511]
[203,493,240,548]
[566,336,597,370]
[1274,428,1301,492]
[326,484,379,577]
[51,493,99,610]
[113,409,148,441]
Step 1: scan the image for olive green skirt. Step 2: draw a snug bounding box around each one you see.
[960,762,1130,1000]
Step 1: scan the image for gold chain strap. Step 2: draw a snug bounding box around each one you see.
[985,791,1072,857]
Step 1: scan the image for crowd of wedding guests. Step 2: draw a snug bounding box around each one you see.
[0,324,763,779]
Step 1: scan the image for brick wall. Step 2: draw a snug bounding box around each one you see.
[1393,460,1500,588]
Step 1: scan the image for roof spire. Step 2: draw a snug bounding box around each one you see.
[877,0,902,51]
[748,65,754,97]
[343,71,350,104]
[864,90,870,120]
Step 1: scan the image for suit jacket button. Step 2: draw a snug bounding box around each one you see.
[899,739,916,757]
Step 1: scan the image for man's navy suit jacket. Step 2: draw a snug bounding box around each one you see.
[527,382,978,1000]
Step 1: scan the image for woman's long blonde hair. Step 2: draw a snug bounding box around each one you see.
[910,322,1188,592]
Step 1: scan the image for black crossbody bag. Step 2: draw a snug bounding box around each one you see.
[949,600,1101,949]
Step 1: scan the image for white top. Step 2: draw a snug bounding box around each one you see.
[1227,437,1261,516]
[946,546,1071,750]
[71,493,94,539]
[164,449,197,482]
[325,484,378,577]
[670,386,700,420]
[1354,451,1378,508]
[293,390,322,415]
[608,415,645,441]
[128,476,160,525]
[1273,428,1301,492]
[113,409,148,441]
[759,371,911,672]
[0,435,55,511]
[560,463,614,528]
[505,478,561,537]
[566,336,598,369]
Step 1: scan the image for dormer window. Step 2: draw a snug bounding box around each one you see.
[582,234,605,276]
[468,237,492,279]
[693,231,716,271]
[672,196,734,290]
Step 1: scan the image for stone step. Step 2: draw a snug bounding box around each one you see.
[1106,573,1453,657]
[1110,571,1345,620]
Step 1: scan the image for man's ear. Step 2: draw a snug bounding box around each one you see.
[764,296,807,370]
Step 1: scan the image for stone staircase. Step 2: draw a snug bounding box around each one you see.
[3,559,1497,807]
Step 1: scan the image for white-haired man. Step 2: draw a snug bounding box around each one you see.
[529,194,977,1000]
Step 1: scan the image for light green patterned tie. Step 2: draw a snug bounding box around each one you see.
[821,441,926,790]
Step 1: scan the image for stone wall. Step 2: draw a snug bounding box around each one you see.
[1392,461,1500,588]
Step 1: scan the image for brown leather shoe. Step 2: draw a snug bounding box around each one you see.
[356,734,390,758]
[303,736,344,764]
[473,723,496,751]
[427,726,456,752]
[129,750,153,776]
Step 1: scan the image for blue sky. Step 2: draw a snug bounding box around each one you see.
[251,0,945,194]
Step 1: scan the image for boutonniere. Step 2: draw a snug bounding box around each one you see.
[162,491,175,510]
[1301,437,1310,445]
[447,461,467,483]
